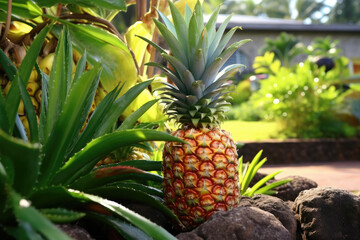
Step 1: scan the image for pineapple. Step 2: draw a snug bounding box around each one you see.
[142,1,250,229]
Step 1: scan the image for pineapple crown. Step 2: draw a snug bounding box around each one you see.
[140,1,250,128]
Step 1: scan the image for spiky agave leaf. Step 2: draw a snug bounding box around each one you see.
[144,0,251,128]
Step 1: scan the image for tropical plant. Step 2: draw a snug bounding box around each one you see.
[0,26,184,239]
[259,32,304,67]
[249,58,357,138]
[239,151,292,197]
[140,0,250,230]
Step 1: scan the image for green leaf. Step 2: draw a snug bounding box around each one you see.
[68,190,177,240]
[106,160,162,171]
[88,186,180,224]
[4,222,43,240]
[0,0,42,20]
[40,208,86,223]
[5,25,51,133]
[52,19,137,94]
[70,166,162,190]
[86,212,151,240]
[34,0,126,10]
[10,191,72,240]
[53,129,185,185]
[207,14,232,61]
[153,18,188,67]
[93,80,153,137]
[39,67,102,187]
[241,150,263,192]
[0,87,9,133]
[253,178,292,196]
[0,129,40,196]
[117,99,158,131]
[168,0,188,56]
[45,27,71,141]
[68,84,121,158]
[104,182,163,198]
[16,74,39,142]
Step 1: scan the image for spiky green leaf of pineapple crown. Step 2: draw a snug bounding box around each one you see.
[141,1,251,128]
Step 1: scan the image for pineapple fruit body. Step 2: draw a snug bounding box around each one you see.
[163,126,239,229]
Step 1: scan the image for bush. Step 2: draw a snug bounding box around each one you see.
[229,80,252,106]
[245,59,358,138]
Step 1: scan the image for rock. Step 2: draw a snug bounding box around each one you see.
[294,187,360,240]
[273,176,317,201]
[176,207,291,240]
[238,195,296,240]
[57,224,95,240]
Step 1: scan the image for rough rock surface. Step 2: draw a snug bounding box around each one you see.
[293,187,360,240]
[238,195,296,240]
[177,206,290,240]
[273,176,317,201]
[57,224,95,240]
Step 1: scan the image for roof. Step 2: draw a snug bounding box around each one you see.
[211,14,360,33]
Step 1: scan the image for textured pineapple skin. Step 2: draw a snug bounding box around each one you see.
[163,126,239,230]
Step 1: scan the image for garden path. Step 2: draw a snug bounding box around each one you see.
[261,161,360,192]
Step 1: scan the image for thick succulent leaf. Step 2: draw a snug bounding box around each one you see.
[117,99,158,131]
[106,160,162,172]
[72,50,87,85]
[0,0,42,20]
[0,129,40,196]
[36,64,49,145]
[53,129,185,185]
[86,212,151,240]
[68,84,121,158]
[87,186,181,226]
[16,74,38,142]
[5,25,50,133]
[187,13,200,61]
[0,47,17,81]
[44,27,71,141]
[13,115,27,141]
[34,0,126,10]
[215,64,246,82]
[67,190,177,240]
[38,67,101,187]
[0,87,9,133]
[104,182,163,197]
[40,208,86,223]
[10,191,72,240]
[4,222,43,240]
[70,166,162,190]
[93,80,152,137]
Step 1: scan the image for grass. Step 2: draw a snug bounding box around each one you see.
[222,120,280,142]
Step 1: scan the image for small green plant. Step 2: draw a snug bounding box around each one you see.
[248,56,357,138]
[259,32,304,67]
[0,26,182,239]
[239,150,292,197]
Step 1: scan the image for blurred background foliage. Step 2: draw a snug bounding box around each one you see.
[202,0,360,24]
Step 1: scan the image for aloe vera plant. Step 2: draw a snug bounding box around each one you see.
[0,25,182,239]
